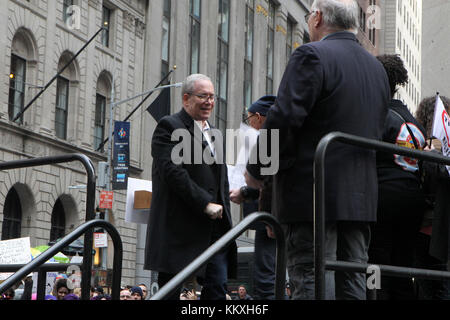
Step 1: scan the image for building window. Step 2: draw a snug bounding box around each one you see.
[94,93,106,151]
[359,5,366,32]
[216,0,230,133]
[189,0,201,74]
[63,0,74,25]
[161,0,171,83]
[8,54,26,124]
[286,18,293,66]
[55,76,69,139]
[50,198,66,242]
[102,6,111,47]
[1,188,22,240]
[244,0,254,114]
[266,0,275,95]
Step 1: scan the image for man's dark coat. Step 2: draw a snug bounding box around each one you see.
[144,108,237,278]
[249,32,391,223]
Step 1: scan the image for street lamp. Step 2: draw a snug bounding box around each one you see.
[9,74,44,89]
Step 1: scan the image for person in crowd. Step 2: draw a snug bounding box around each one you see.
[92,286,104,298]
[20,275,33,300]
[138,283,149,300]
[234,285,253,300]
[53,278,70,300]
[414,95,450,299]
[144,73,237,300]
[64,293,80,300]
[73,287,82,298]
[1,288,15,300]
[246,0,390,300]
[367,54,427,300]
[179,288,198,300]
[229,95,277,300]
[130,286,143,300]
[120,287,132,300]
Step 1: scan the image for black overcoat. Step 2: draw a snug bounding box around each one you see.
[144,108,237,278]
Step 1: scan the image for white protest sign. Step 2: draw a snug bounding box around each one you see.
[125,178,152,224]
[0,237,32,280]
[431,95,450,174]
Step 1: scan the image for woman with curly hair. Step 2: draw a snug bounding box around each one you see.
[368,54,427,300]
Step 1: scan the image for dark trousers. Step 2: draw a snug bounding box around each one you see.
[253,228,276,300]
[414,232,450,300]
[158,247,229,300]
[368,180,426,300]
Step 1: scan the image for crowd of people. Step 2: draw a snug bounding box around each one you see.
[0,274,150,300]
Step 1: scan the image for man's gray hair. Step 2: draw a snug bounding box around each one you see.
[182,74,213,97]
[312,0,359,31]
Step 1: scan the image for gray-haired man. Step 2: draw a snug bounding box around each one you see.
[246,0,390,299]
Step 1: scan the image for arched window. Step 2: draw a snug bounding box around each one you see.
[50,198,66,242]
[1,188,22,240]
[8,29,38,124]
[55,52,78,140]
[95,71,112,151]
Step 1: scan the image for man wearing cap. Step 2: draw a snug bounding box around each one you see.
[229,95,277,300]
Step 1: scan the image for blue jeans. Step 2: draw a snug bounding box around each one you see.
[284,221,370,300]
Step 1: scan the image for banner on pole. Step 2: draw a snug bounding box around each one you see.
[112,121,130,190]
[431,95,450,174]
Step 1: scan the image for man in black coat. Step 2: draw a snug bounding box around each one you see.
[144,74,237,300]
[246,0,390,299]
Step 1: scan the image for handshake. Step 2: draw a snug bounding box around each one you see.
[204,203,223,220]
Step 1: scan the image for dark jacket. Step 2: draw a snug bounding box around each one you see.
[144,108,237,278]
[377,99,426,185]
[248,31,390,223]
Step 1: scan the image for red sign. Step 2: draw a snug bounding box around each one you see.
[99,191,113,209]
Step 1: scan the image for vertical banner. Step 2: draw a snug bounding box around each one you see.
[112,121,130,190]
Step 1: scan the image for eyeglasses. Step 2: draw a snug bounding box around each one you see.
[243,113,256,124]
[189,93,217,102]
[304,11,316,23]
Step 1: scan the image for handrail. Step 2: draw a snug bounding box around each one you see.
[150,212,286,300]
[314,131,450,299]
[0,219,123,300]
[0,153,96,299]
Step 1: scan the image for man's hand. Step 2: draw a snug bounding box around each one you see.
[266,225,276,239]
[245,170,264,189]
[204,203,223,220]
[229,189,244,204]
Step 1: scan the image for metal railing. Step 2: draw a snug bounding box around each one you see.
[0,219,123,300]
[150,212,286,300]
[0,154,96,299]
[314,131,450,299]
[0,263,82,299]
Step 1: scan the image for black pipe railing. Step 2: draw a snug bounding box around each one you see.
[0,153,96,299]
[314,131,450,299]
[0,219,123,300]
[0,263,82,300]
[150,212,286,300]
